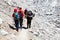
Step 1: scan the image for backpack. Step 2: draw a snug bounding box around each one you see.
[14,12,18,20]
[27,11,33,20]
[27,11,34,18]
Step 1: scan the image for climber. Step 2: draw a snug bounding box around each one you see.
[25,10,35,28]
[24,9,28,15]
[12,8,19,32]
[24,9,28,18]
[18,7,25,28]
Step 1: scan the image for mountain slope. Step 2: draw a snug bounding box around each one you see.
[0,0,60,40]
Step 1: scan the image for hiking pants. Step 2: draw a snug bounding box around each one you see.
[19,19,23,27]
[27,18,32,28]
[14,19,19,28]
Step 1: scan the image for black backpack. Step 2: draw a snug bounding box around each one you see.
[27,11,35,17]
[27,11,33,17]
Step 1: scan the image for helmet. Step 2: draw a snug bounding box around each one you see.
[14,8,17,12]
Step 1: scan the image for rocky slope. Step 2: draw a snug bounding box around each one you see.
[0,0,60,40]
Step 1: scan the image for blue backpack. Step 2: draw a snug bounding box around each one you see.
[14,12,18,20]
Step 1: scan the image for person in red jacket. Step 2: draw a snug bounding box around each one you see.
[18,7,24,28]
[12,8,19,32]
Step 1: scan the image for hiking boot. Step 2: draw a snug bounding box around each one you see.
[19,26,22,29]
[29,26,31,28]
[20,27,22,29]
[16,28,19,32]
[29,24,31,28]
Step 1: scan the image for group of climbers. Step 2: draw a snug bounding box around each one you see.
[12,7,35,32]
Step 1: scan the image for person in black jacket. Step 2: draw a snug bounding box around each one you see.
[26,10,35,28]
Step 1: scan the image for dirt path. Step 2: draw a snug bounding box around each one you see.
[16,29,30,40]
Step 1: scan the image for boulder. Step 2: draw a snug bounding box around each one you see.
[0,29,8,36]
